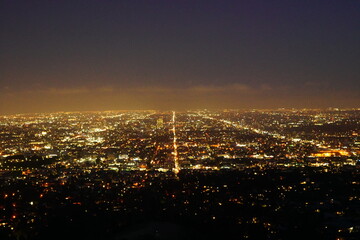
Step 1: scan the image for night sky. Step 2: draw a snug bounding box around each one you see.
[1,0,359,114]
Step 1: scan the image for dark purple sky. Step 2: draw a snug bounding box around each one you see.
[1,0,359,114]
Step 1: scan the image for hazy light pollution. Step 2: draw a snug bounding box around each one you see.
[1,0,359,114]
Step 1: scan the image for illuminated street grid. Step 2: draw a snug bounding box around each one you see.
[1,109,359,172]
[0,109,359,240]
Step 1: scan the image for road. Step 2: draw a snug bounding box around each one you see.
[172,111,180,174]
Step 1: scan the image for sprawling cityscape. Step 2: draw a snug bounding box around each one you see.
[2,1,360,239]
[0,109,359,239]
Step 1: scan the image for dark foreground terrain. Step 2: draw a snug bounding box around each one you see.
[0,166,359,240]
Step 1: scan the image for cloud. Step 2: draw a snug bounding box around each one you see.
[1,82,359,115]
[97,87,114,93]
[260,84,272,91]
[43,88,90,95]
[11,86,116,95]
[134,86,176,93]
[304,81,328,87]
[189,83,250,93]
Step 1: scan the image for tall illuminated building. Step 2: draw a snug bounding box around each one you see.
[157,118,164,129]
